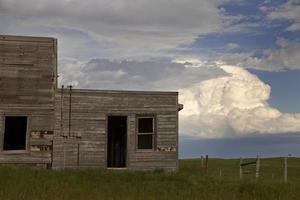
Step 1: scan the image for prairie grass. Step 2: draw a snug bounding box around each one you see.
[0,158,299,200]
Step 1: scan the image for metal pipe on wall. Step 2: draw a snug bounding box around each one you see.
[61,85,64,137]
[68,85,72,137]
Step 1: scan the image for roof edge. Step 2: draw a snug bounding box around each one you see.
[0,34,56,42]
[57,88,178,95]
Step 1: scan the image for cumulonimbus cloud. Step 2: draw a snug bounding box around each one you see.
[179,63,300,138]
[58,58,300,138]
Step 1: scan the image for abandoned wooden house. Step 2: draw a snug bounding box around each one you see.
[0,35,183,171]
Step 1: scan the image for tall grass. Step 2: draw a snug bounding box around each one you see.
[0,158,299,200]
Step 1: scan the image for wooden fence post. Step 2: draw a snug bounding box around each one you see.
[201,156,204,171]
[284,157,288,183]
[240,157,243,179]
[255,155,260,179]
[205,155,208,174]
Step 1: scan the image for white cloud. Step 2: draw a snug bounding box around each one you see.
[0,0,234,58]
[58,60,85,87]
[179,63,300,138]
[286,23,300,31]
[267,0,300,31]
[218,37,300,71]
[172,57,212,68]
[58,58,225,90]
[226,43,239,50]
[57,57,300,138]
[259,6,269,13]
[1,0,299,139]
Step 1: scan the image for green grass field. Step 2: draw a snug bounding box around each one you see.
[0,158,300,200]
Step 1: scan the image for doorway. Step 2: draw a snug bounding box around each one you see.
[107,116,127,168]
[4,116,27,150]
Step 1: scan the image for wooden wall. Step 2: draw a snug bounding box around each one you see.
[0,35,56,166]
[53,89,179,171]
[0,35,180,170]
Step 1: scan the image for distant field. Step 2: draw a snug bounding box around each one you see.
[0,158,300,200]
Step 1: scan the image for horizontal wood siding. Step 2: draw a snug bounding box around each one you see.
[0,35,56,165]
[53,90,179,170]
[127,114,178,171]
[0,35,179,170]
[0,35,56,106]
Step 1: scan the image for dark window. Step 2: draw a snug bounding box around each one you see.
[138,118,153,133]
[4,116,27,150]
[138,134,153,149]
[137,117,154,150]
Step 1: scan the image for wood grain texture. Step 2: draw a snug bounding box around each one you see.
[53,89,179,171]
[0,35,180,171]
[0,35,56,165]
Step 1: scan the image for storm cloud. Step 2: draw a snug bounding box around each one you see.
[179,62,300,137]
[58,58,225,90]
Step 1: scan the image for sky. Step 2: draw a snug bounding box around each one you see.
[1,0,300,158]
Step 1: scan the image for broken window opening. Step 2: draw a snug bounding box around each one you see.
[3,116,27,150]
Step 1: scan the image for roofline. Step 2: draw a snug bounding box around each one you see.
[0,34,56,42]
[57,88,178,95]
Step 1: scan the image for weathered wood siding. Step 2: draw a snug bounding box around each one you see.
[0,35,56,165]
[53,89,179,171]
[0,35,180,170]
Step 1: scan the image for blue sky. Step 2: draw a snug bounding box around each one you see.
[1,0,300,158]
[181,0,300,112]
[180,133,300,158]
[178,0,300,157]
[252,69,300,113]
